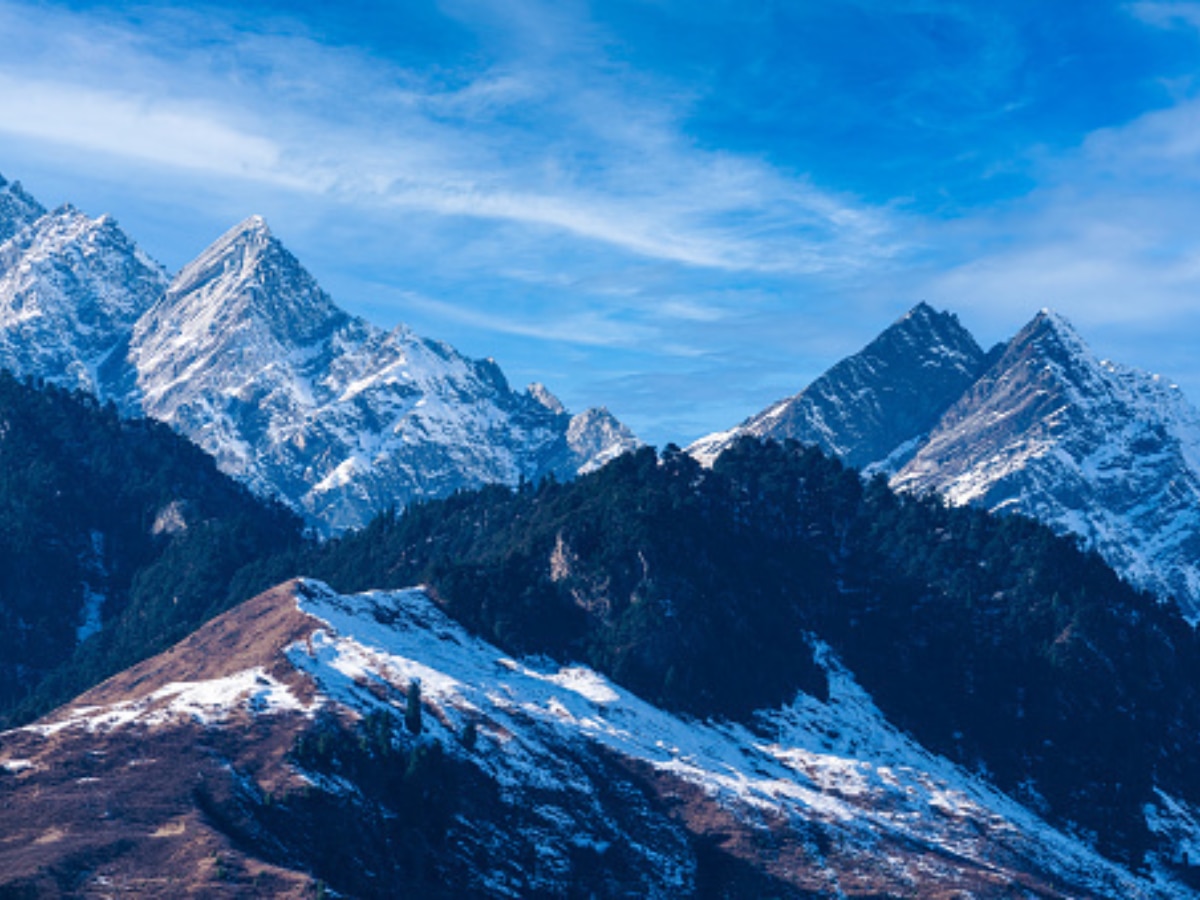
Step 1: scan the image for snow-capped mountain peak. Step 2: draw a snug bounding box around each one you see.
[170,214,271,291]
[0,175,45,245]
[121,216,639,531]
[891,308,1200,617]
[0,177,638,533]
[527,381,566,414]
[0,203,168,399]
[158,214,345,350]
[1017,308,1097,368]
[696,303,1200,618]
[567,405,639,473]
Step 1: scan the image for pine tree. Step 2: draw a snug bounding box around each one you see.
[405,679,423,735]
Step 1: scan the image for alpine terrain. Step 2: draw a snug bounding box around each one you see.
[0,174,637,533]
[691,302,1200,619]
[4,166,1200,897]
[1,576,1191,898]
[0,184,168,400]
[690,302,994,471]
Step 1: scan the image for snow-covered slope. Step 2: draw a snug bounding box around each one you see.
[0,177,637,533]
[690,302,990,470]
[3,578,1192,897]
[894,310,1200,615]
[126,217,637,531]
[0,203,168,398]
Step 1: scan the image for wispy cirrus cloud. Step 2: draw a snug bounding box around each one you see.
[1127,1,1200,31]
[8,0,1200,446]
[392,289,661,349]
[0,74,290,183]
[0,0,908,277]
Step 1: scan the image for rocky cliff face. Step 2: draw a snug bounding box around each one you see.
[1,578,1184,898]
[0,175,45,244]
[692,304,1200,618]
[125,217,637,532]
[690,302,991,470]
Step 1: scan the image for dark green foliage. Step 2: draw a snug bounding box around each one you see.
[0,372,305,725]
[290,710,452,828]
[190,709,463,898]
[280,711,460,897]
[290,437,1200,867]
[300,445,828,719]
[405,679,423,735]
[460,719,478,752]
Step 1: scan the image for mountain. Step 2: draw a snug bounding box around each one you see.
[690,302,992,469]
[0,576,1187,898]
[0,177,638,533]
[240,439,1200,877]
[892,311,1200,613]
[0,203,168,398]
[125,217,637,532]
[692,304,1200,619]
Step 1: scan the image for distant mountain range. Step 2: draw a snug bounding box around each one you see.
[0,175,638,533]
[691,302,1200,619]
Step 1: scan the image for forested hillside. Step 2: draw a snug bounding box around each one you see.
[0,372,304,725]
[264,438,1200,869]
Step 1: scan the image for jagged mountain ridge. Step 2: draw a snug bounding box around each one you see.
[0,177,637,532]
[690,302,993,469]
[0,578,1186,898]
[126,216,637,531]
[691,304,1200,618]
[0,174,45,243]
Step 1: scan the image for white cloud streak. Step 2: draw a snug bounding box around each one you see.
[394,291,660,348]
[1127,1,1200,31]
[0,74,291,182]
[0,1,907,275]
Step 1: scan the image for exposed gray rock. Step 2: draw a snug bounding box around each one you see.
[690,302,990,471]
[0,203,168,398]
[0,174,45,244]
[894,310,1200,615]
[125,217,637,532]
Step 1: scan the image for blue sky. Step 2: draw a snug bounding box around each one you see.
[2,0,1200,446]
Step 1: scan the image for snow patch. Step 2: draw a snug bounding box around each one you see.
[27,667,311,736]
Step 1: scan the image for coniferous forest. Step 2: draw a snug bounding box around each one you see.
[267,438,1200,867]
[0,372,304,725]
